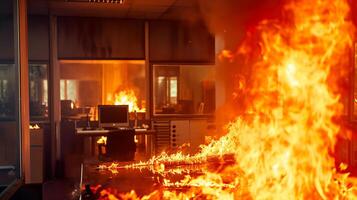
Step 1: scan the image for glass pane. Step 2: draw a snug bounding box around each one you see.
[154,65,215,115]
[0,64,15,120]
[0,0,21,191]
[59,60,146,120]
[169,77,178,104]
[29,64,48,121]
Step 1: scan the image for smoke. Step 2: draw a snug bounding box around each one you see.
[197,0,356,136]
[351,0,357,26]
[197,0,284,127]
[198,0,284,50]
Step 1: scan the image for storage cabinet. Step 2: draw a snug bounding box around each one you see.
[169,119,213,153]
[189,120,207,152]
[30,128,44,183]
[170,120,190,149]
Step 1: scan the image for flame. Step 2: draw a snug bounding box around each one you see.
[98,162,119,174]
[219,50,235,62]
[97,136,107,145]
[112,89,145,112]
[29,124,40,130]
[96,0,357,199]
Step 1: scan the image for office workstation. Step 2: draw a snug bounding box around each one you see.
[2,0,357,199]
[75,105,155,159]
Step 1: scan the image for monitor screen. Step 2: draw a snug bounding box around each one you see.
[98,105,129,127]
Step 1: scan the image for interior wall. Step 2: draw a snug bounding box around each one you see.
[60,63,102,107]
[57,17,145,59]
[0,122,18,166]
[179,66,215,113]
[149,20,215,63]
[60,63,102,81]
[0,15,49,61]
[28,15,49,61]
[102,63,128,104]
[0,15,14,60]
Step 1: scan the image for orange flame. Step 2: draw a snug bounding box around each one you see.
[29,124,40,130]
[97,136,107,145]
[97,0,357,199]
[112,89,145,112]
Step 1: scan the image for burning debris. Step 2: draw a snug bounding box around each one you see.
[91,0,357,199]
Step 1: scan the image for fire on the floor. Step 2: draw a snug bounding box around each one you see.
[79,0,357,199]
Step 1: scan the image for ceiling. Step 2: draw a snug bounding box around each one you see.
[27,0,202,20]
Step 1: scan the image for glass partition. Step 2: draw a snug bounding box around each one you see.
[59,60,146,120]
[0,0,21,194]
[0,64,16,120]
[153,65,215,115]
[29,64,48,121]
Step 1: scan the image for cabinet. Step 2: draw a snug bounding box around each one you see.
[170,119,213,153]
[170,120,190,149]
[30,128,44,183]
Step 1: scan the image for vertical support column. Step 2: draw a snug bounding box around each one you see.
[15,0,30,183]
[351,43,357,119]
[350,43,357,166]
[145,21,150,120]
[49,15,61,177]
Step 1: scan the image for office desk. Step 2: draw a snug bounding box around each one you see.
[133,130,156,157]
[76,128,156,136]
[75,128,156,157]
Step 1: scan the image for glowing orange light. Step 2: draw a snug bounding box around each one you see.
[29,124,40,130]
[96,0,357,199]
[97,136,107,145]
[111,89,145,112]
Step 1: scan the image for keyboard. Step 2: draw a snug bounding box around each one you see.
[76,127,135,135]
[134,128,147,132]
[76,128,110,134]
[101,127,134,131]
[117,127,134,131]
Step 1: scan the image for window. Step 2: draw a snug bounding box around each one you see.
[169,77,178,104]
[153,65,215,115]
[0,0,21,193]
[29,64,48,120]
[59,60,146,119]
[0,64,15,120]
[60,79,78,102]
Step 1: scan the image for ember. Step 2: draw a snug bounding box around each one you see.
[95,0,357,199]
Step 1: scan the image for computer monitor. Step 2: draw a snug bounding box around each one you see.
[98,105,129,128]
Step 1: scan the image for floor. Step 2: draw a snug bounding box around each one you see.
[42,145,152,200]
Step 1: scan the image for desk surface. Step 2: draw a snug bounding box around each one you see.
[76,128,156,136]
